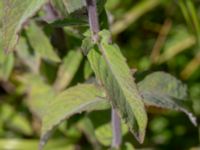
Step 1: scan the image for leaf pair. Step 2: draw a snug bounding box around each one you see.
[39,71,196,149]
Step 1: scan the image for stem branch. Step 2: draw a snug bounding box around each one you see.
[86,0,122,148]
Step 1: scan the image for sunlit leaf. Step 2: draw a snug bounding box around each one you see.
[40,84,109,149]
[138,71,197,126]
[24,75,55,119]
[87,30,147,143]
[0,139,74,150]
[2,0,48,52]
[54,50,83,91]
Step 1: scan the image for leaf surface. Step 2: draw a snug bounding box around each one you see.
[138,71,197,126]
[0,30,14,80]
[87,30,147,143]
[40,84,109,149]
[54,50,83,91]
[2,0,48,52]
[26,21,60,62]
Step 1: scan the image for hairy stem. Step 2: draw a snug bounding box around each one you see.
[86,0,122,148]
[111,107,122,149]
[86,0,100,42]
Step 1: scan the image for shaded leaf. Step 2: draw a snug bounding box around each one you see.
[62,0,86,14]
[0,104,33,136]
[84,60,93,80]
[16,36,40,73]
[138,71,197,126]
[26,21,60,62]
[40,84,109,149]
[51,17,87,27]
[0,30,14,80]
[88,109,128,146]
[77,117,101,149]
[2,0,48,52]
[54,50,83,91]
[87,30,147,143]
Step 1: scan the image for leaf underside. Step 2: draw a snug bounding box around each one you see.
[138,71,197,126]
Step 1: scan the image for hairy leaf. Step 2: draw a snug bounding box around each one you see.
[87,30,147,143]
[54,50,83,91]
[26,21,60,62]
[2,0,48,52]
[40,84,109,149]
[138,71,197,126]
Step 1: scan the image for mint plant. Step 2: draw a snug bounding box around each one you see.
[1,0,197,149]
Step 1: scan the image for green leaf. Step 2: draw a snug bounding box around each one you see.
[16,36,40,73]
[26,21,60,62]
[40,84,109,150]
[62,0,86,14]
[0,139,75,150]
[88,109,128,146]
[54,50,83,91]
[0,104,33,136]
[24,75,55,119]
[87,30,147,143]
[138,71,197,126]
[50,17,87,27]
[2,0,48,52]
[84,60,93,80]
[0,30,14,80]
[0,51,14,81]
[51,0,106,17]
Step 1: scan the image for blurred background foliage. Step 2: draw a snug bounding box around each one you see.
[0,0,200,149]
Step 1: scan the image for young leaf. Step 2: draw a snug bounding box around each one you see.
[2,0,48,52]
[87,30,147,143]
[26,21,60,62]
[54,50,83,91]
[40,84,109,150]
[138,71,197,126]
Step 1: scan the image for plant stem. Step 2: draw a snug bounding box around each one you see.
[86,0,122,148]
[86,0,100,43]
[111,107,122,149]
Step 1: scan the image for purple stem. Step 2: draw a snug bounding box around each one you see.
[86,0,122,148]
[86,0,100,42]
[111,107,122,149]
